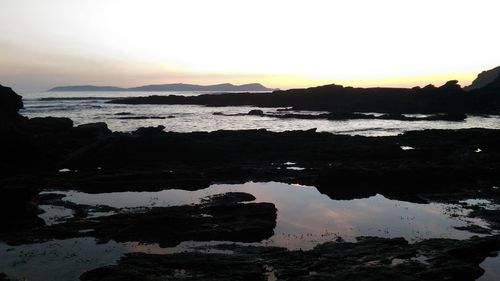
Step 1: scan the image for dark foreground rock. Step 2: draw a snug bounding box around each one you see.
[1,192,277,247]
[1,123,496,205]
[1,85,499,203]
[0,85,117,232]
[0,85,23,121]
[80,235,500,281]
[0,273,11,281]
[2,85,500,281]
[49,128,500,197]
[0,184,44,232]
[2,94,500,232]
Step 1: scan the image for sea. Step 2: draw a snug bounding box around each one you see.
[20,91,500,136]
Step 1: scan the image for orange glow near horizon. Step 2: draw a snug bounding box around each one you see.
[222,72,479,90]
[0,0,499,92]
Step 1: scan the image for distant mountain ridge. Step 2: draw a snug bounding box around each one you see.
[49,83,273,92]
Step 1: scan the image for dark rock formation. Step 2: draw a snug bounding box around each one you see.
[133,125,166,136]
[0,85,23,121]
[438,79,462,93]
[117,116,167,120]
[0,86,41,231]
[28,117,74,132]
[248,109,264,116]
[482,70,500,90]
[80,235,500,281]
[75,122,112,136]
[0,86,116,233]
[218,111,467,122]
[2,192,277,247]
[0,124,483,208]
[0,273,12,281]
[1,84,499,203]
[109,80,500,114]
[0,182,44,232]
[465,66,500,91]
[1,84,500,242]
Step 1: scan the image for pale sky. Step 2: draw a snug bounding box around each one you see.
[1,0,499,92]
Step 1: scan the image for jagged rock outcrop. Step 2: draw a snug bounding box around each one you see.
[81,236,500,281]
[438,80,462,93]
[0,86,114,232]
[0,85,23,128]
[482,70,500,90]
[0,85,23,117]
[465,66,500,91]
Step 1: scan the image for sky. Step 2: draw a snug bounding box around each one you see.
[1,0,499,92]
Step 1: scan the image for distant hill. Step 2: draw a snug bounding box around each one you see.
[464,66,500,91]
[49,83,273,92]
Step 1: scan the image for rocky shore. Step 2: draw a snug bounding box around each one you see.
[81,235,500,281]
[1,192,277,247]
[2,84,500,280]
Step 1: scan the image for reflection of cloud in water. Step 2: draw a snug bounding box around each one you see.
[478,254,500,281]
[4,182,494,281]
[47,181,488,250]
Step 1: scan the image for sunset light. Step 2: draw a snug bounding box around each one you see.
[1,0,499,91]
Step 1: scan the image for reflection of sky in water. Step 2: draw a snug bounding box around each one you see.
[38,205,74,225]
[0,238,234,281]
[2,181,494,281]
[45,181,485,249]
[478,253,500,281]
[0,238,127,281]
[20,91,500,136]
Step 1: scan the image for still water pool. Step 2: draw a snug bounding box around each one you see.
[0,182,494,281]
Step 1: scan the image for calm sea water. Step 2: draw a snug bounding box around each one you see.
[20,91,500,136]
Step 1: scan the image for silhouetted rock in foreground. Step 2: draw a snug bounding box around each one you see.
[2,192,277,247]
[0,85,23,121]
[0,182,44,232]
[0,273,11,281]
[81,235,500,281]
[0,86,115,232]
